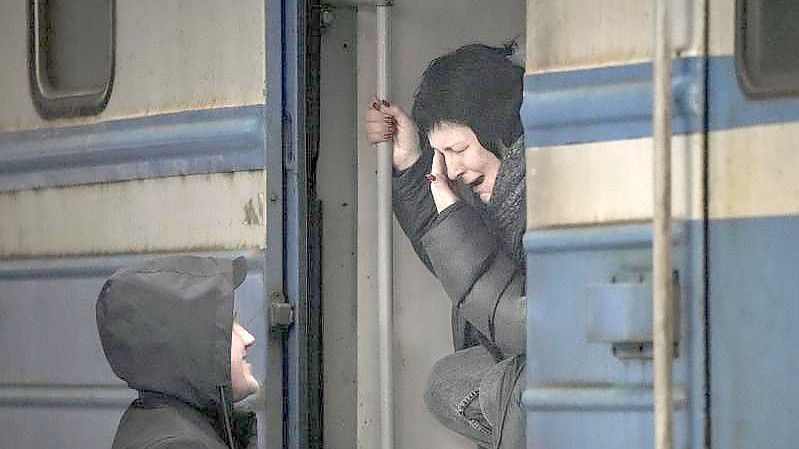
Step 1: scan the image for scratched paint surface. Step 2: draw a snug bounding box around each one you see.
[0,170,266,257]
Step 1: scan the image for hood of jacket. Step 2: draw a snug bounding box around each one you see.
[96,256,246,409]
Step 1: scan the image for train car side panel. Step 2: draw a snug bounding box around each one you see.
[0,0,265,133]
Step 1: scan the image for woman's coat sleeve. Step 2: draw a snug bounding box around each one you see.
[420,201,526,357]
[392,151,526,357]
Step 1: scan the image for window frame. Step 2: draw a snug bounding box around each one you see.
[28,0,116,119]
[735,0,799,98]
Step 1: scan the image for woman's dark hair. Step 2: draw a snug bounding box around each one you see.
[411,43,524,157]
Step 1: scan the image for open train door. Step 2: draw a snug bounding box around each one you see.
[0,1,319,448]
[521,1,707,448]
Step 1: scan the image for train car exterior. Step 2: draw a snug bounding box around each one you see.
[0,1,311,448]
[522,1,799,448]
[0,1,532,448]
[705,2,799,446]
[5,0,798,448]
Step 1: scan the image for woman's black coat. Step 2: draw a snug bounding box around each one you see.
[392,149,526,359]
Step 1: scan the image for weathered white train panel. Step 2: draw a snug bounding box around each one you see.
[708,1,734,57]
[704,0,799,223]
[527,135,703,228]
[525,0,702,74]
[0,171,266,257]
[709,123,799,220]
[0,0,265,133]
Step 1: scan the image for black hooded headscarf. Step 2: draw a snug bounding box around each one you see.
[96,255,248,448]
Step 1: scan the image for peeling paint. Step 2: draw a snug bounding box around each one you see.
[243,192,266,226]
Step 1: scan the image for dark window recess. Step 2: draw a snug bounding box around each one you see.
[736,0,799,98]
[29,0,115,119]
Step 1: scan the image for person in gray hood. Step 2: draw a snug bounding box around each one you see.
[96,256,259,449]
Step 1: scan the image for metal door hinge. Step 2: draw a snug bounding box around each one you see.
[270,292,294,331]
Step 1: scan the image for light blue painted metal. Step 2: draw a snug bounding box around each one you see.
[0,250,264,279]
[522,58,703,146]
[522,386,687,412]
[707,57,799,131]
[0,385,135,408]
[522,223,685,253]
[522,222,704,449]
[523,56,799,147]
[708,215,799,448]
[0,406,125,449]
[0,105,265,191]
[586,276,655,344]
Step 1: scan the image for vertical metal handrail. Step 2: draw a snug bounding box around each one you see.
[376,3,394,449]
[652,2,674,449]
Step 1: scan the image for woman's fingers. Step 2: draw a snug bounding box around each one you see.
[380,102,413,129]
[430,150,451,188]
[367,97,410,129]
[367,95,383,112]
[429,150,459,212]
[366,117,395,143]
[365,101,396,144]
[364,97,421,169]
[431,150,446,178]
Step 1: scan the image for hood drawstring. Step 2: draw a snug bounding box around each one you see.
[218,385,237,449]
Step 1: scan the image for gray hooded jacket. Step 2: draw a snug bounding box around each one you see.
[96,256,252,449]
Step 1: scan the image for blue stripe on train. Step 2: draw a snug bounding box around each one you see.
[0,105,266,192]
[522,56,799,147]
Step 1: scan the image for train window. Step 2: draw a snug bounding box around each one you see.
[29,0,115,119]
[736,0,799,97]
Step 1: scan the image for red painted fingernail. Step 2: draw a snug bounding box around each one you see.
[424,173,437,182]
